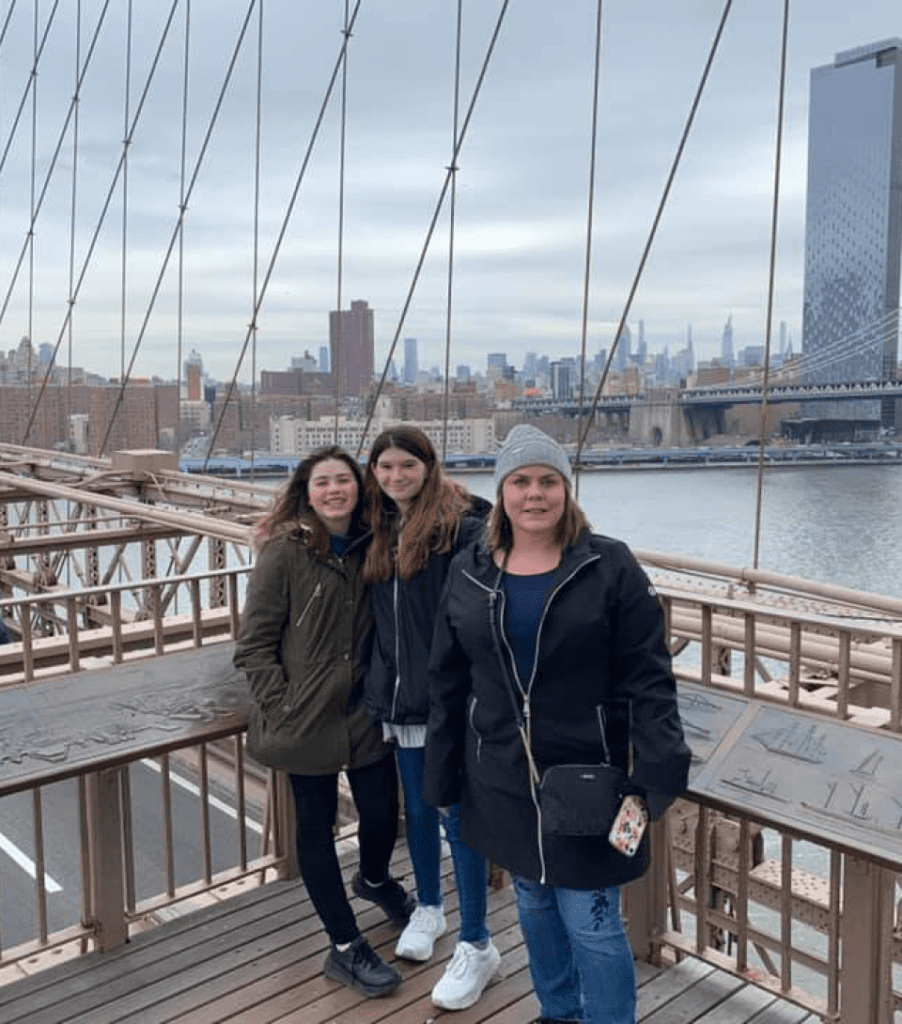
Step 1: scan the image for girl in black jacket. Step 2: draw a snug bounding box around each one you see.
[424,426,690,1024]
[362,425,499,1012]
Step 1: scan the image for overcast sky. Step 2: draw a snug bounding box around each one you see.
[1,0,901,384]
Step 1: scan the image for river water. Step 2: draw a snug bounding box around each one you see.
[457,462,902,601]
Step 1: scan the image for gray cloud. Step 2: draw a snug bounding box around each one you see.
[0,0,900,383]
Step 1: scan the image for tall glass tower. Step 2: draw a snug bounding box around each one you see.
[801,39,902,429]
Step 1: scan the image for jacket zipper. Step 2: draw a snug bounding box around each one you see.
[468,696,482,761]
[390,570,401,720]
[472,553,601,884]
[295,582,322,627]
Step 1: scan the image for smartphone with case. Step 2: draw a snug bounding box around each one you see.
[608,795,648,856]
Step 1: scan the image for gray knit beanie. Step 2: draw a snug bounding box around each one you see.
[493,424,573,492]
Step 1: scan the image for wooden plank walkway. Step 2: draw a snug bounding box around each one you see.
[0,844,820,1024]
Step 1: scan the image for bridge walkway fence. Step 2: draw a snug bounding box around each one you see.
[0,558,900,1019]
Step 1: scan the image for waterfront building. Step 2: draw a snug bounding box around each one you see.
[801,38,902,429]
[269,413,495,457]
[328,299,375,398]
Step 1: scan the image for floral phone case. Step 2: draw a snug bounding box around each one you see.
[607,795,648,857]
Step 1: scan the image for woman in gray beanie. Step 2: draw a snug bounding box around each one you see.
[424,425,690,1024]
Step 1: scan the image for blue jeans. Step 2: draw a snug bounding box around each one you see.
[394,744,489,943]
[513,876,636,1024]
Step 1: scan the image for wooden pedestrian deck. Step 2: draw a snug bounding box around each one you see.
[0,843,820,1024]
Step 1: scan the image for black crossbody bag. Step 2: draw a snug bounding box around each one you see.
[491,577,626,838]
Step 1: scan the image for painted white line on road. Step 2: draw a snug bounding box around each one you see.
[140,759,263,834]
[0,832,63,892]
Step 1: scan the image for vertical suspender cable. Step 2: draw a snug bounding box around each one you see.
[66,1,82,444]
[2,3,100,342]
[752,0,790,570]
[332,0,351,444]
[27,0,37,418]
[203,0,364,468]
[101,0,255,458]
[21,0,167,448]
[250,0,263,468]
[573,0,604,501]
[356,0,512,457]
[120,0,133,390]
[176,0,191,457]
[64,0,82,587]
[0,0,60,180]
[439,0,463,465]
[575,0,734,464]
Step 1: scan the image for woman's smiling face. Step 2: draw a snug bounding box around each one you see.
[307,458,359,535]
[373,447,428,514]
[501,465,567,539]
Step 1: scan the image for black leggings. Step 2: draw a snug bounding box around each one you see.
[289,750,399,945]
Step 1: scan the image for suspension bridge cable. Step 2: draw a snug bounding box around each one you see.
[703,308,901,388]
[0,2,110,336]
[574,0,734,465]
[573,0,604,502]
[27,0,38,413]
[332,0,351,444]
[176,0,192,457]
[355,0,512,460]
[202,0,365,469]
[0,1,19,52]
[120,0,134,386]
[98,0,260,457]
[250,0,263,468]
[21,0,177,446]
[752,0,791,572]
[439,0,464,465]
[0,0,59,179]
[65,0,83,437]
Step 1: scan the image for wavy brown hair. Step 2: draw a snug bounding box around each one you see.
[485,472,590,556]
[363,425,472,582]
[252,446,365,556]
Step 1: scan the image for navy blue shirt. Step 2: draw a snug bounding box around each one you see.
[502,569,556,687]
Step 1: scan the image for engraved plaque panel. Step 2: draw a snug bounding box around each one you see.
[691,701,902,868]
[677,681,751,783]
[0,643,249,795]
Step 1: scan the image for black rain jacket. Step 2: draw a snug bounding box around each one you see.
[423,531,691,890]
[363,497,491,727]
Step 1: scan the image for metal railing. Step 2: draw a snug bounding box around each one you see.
[1,553,901,1020]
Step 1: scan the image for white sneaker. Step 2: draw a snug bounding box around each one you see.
[394,903,446,961]
[431,939,501,1010]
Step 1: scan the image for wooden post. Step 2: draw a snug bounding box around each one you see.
[839,855,894,1023]
[623,816,669,964]
[85,768,128,951]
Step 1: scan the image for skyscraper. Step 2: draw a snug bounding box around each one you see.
[329,299,375,399]
[801,39,902,428]
[721,316,734,369]
[403,337,418,385]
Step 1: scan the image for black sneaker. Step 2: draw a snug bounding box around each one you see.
[324,935,402,997]
[351,871,416,925]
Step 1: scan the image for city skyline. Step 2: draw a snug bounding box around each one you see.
[1,3,901,385]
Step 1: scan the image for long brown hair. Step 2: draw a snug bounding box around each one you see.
[252,446,365,555]
[363,425,471,581]
[485,472,590,557]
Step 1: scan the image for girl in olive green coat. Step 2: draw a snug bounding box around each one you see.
[234,447,413,999]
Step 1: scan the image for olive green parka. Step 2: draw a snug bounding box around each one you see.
[233,527,385,775]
